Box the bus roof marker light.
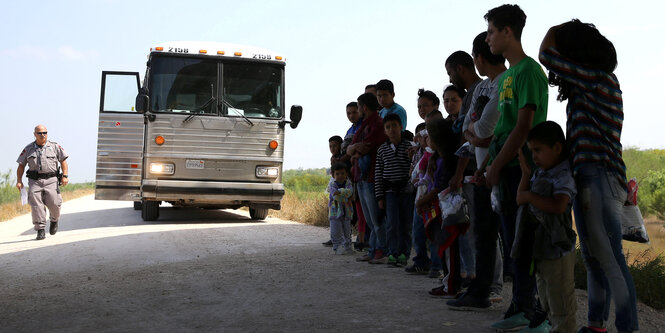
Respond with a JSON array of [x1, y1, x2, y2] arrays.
[[217, 51, 225, 55], [155, 136, 165, 145], [275, 56, 283, 60], [269, 140, 278, 150], [199, 49, 207, 54], [155, 47, 164, 51], [234, 52, 242, 56]]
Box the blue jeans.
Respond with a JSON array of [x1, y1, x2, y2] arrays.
[[411, 209, 443, 270], [574, 163, 638, 332], [385, 191, 413, 257], [458, 183, 476, 277], [358, 181, 386, 257]]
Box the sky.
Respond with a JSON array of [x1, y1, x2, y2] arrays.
[[2, 0, 664, 184]]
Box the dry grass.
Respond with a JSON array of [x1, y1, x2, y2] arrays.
[[0, 188, 94, 222], [269, 190, 328, 227]]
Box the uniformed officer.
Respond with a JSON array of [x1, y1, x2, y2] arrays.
[[16, 125, 69, 240]]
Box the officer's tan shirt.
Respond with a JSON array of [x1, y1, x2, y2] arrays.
[[16, 141, 68, 174]]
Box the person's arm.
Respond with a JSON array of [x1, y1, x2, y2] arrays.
[[375, 148, 385, 210], [416, 187, 440, 211], [486, 105, 535, 186], [60, 159, 69, 186], [539, 25, 560, 55], [449, 157, 469, 189], [16, 163, 25, 190]]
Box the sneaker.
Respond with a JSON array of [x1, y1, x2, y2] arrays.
[[369, 255, 388, 264], [387, 255, 398, 266], [353, 242, 365, 252], [356, 254, 371, 262], [404, 264, 429, 275], [337, 247, 354, 255], [519, 320, 551, 332], [322, 240, 333, 247], [446, 292, 491, 311], [428, 285, 457, 298], [428, 269, 442, 278], [396, 254, 407, 266], [491, 312, 529, 331], [489, 291, 504, 303]]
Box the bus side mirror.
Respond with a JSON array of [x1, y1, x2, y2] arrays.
[[135, 88, 149, 114], [279, 105, 303, 129], [288, 105, 302, 129]]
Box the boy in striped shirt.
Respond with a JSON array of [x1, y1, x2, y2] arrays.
[[372, 113, 413, 266]]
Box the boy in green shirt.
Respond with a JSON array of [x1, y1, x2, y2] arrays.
[[481, 4, 548, 331]]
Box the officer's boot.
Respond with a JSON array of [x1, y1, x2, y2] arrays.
[[36, 229, 45, 240], [50, 221, 58, 235]]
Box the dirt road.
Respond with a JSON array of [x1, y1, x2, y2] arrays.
[[0, 195, 663, 332]]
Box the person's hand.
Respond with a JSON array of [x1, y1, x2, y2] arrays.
[[516, 190, 529, 206], [486, 164, 500, 187], [473, 169, 486, 187], [415, 198, 424, 211], [378, 199, 385, 210], [333, 190, 340, 196], [449, 172, 463, 190], [518, 150, 531, 177], [407, 145, 419, 159], [16, 181, 23, 190], [61, 177, 69, 186]]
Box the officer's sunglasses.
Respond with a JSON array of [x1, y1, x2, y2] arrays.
[[36, 132, 47, 135]]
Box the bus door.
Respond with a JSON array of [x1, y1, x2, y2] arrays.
[[95, 71, 145, 201]]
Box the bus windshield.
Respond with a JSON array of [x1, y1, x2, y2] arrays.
[[150, 57, 217, 114], [149, 57, 283, 118], [222, 62, 282, 118]]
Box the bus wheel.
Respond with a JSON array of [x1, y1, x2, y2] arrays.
[[133, 201, 142, 210], [142, 200, 160, 221], [249, 208, 268, 220]]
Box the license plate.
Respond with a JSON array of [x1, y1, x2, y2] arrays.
[[186, 160, 205, 169]]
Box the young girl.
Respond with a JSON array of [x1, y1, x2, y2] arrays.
[[418, 116, 461, 297], [539, 20, 638, 333]]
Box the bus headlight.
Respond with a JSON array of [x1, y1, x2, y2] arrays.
[[150, 163, 175, 175], [256, 166, 279, 178]]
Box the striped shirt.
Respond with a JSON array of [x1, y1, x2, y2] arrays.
[[375, 138, 412, 200], [539, 47, 627, 189]]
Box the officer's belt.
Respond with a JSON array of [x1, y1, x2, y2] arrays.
[[26, 171, 57, 180]]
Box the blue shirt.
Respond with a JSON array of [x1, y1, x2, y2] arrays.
[[531, 160, 577, 200], [379, 102, 407, 130]]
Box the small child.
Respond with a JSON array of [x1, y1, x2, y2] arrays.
[[329, 135, 344, 166], [373, 113, 413, 266], [322, 135, 346, 248], [327, 162, 354, 255], [514, 121, 577, 332]]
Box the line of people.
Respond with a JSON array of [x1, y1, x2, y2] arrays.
[[323, 4, 637, 333]]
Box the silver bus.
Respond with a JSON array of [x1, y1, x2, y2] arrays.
[[95, 41, 301, 221]]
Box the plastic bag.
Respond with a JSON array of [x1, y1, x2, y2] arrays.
[[622, 178, 649, 243], [21, 187, 28, 205], [491, 185, 501, 213], [438, 189, 469, 226]]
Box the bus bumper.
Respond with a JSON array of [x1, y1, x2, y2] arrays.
[[141, 179, 284, 209]]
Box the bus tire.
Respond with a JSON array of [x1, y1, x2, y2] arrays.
[[133, 201, 142, 210], [142, 200, 160, 221], [249, 208, 268, 220]]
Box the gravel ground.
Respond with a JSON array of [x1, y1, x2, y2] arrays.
[[0, 195, 663, 332]]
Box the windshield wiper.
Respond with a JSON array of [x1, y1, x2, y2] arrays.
[[222, 98, 254, 127], [183, 85, 216, 123]]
